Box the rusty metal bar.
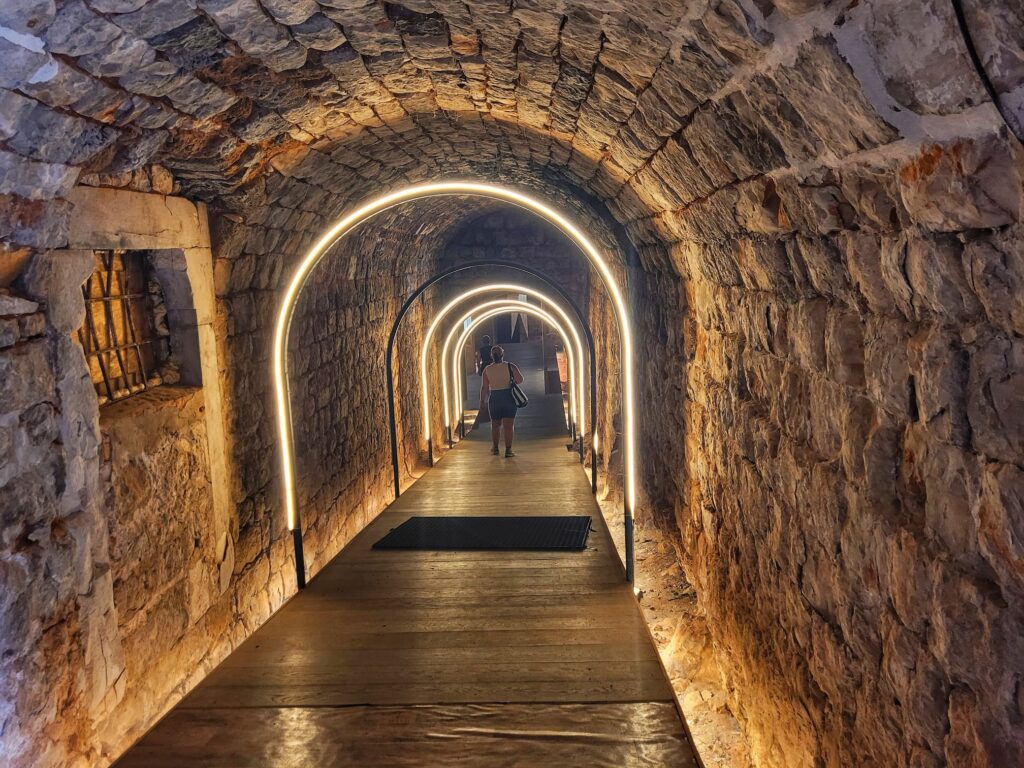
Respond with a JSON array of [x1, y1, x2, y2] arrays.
[[80, 271, 115, 401]]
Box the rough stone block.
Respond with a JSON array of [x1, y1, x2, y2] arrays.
[[289, 13, 347, 51], [878, 233, 914, 319], [0, 195, 71, 248], [21, 249, 93, 332], [787, 236, 854, 304], [6, 102, 118, 165], [0, 151, 79, 200], [790, 299, 828, 372], [0, 293, 38, 315], [904, 234, 980, 321], [825, 309, 866, 388], [67, 187, 207, 250], [978, 462, 1024, 599], [768, 36, 898, 158], [0, 337, 54, 412], [907, 325, 970, 445], [967, 334, 1024, 464], [0, 90, 36, 141], [857, 0, 985, 115], [196, 0, 293, 56], [964, 226, 1024, 336], [0, 0, 55, 35], [843, 232, 897, 315], [898, 135, 1023, 231], [0, 317, 19, 348], [863, 317, 912, 418], [44, 0, 122, 55], [109, 0, 196, 39]]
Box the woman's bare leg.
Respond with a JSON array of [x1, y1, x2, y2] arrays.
[[503, 418, 515, 451], [491, 417, 500, 451]]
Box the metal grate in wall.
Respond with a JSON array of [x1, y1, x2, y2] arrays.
[[77, 250, 170, 405]]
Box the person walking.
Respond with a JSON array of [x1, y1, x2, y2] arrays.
[[475, 334, 493, 375], [479, 345, 524, 457]]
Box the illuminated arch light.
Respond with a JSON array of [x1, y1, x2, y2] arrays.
[[449, 303, 579, 436], [419, 283, 583, 442], [441, 299, 582, 438], [423, 286, 587, 441], [452, 305, 578, 439], [272, 182, 635, 562]]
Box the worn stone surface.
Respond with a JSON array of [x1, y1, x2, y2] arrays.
[[438, 207, 591, 313], [1, 1, 1023, 767], [661, 153, 1024, 768], [66, 186, 208, 250], [91, 387, 217, 751]]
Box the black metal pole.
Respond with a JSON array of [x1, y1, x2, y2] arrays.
[[292, 526, 306, 589], [386, 341, 401, 500], [625, 507, 634, 583], [427, 436, 433, 467], [589, 349, 596, 485]]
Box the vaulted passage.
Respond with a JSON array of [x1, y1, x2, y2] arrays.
[[2, 1, 1024, 767], [115, 342, 699, 766]]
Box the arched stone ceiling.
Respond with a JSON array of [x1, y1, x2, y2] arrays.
[[2, 0, 1021, 257]]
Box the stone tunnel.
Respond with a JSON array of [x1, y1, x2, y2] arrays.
[[1, 0, 1023, 766]]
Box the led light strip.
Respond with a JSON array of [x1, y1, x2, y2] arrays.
[[429, 289, 587, 440], [272, 182, 634, 570], [448, 303, 577, 435]]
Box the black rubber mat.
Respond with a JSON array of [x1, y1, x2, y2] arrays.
[[372, 515, 592, 551]]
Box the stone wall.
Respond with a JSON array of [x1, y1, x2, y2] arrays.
[[2, 0, 1024, 766], [0, 183, 454, 766], [96, 387, 224, 752], [0, 285, 108, 768], [614, 19, 1024, 768], [207, 200, 456, 641], [1, 188, 238, 767], [672, 161, 1024, 767], [547, 3, 1024, 765]]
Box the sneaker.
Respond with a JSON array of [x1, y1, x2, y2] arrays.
[[504, 448, 516, 458], [491, 446, 499, 455]]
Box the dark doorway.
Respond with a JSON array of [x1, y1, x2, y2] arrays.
[[495, 312, 513, 343]]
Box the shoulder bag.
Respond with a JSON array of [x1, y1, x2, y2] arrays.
[[509, 363, 528, 408]]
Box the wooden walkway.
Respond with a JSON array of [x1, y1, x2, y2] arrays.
[[116, 341, 698, 767]]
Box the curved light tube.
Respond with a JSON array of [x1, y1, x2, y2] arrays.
[[452, 305, 577, 436], [444, 303, 581, 442], [428, 288, 586, 438], [273, 181, 634, 537], [419, 283, 584, 443], [441, 300, 581, 436]]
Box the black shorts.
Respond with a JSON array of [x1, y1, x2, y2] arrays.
[[488, 389, 518, 420]]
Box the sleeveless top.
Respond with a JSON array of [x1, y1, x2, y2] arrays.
[[483, 362, 514, 391]]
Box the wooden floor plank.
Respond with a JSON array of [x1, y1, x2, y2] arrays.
[[115, 341, 694, 767], [180, 679, 675, 708], [115, 702, 699, 768]]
